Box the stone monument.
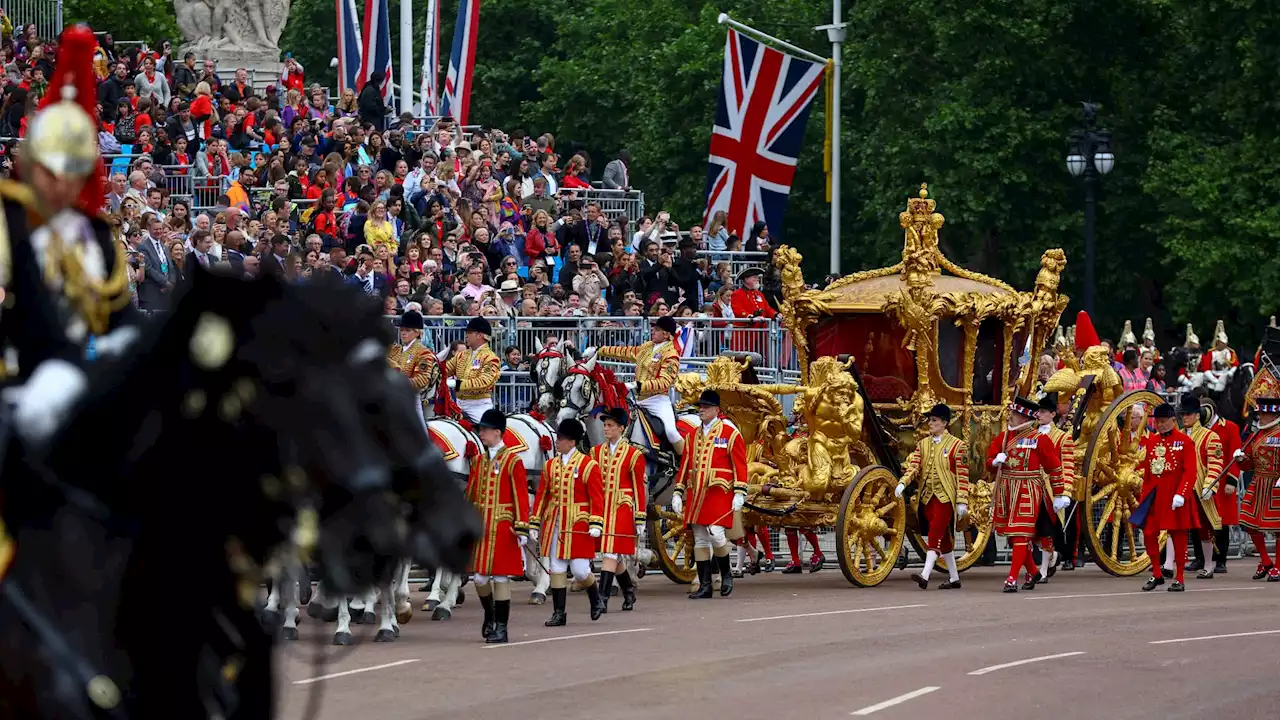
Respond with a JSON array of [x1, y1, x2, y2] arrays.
[[175, 0, 292, 88]]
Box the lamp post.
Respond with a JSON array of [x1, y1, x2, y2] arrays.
[[1065, 102, 1115, 317]]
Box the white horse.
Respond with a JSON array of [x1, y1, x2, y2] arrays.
[[424, 412, 555, 617]]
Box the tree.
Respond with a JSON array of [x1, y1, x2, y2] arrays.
[[64, 0, 181, 47]]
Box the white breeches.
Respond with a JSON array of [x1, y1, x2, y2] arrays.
[[472, 574, 510, 586], [413, 395, 428, 431], [458, 398, 494, 423], [549, 557, 593, 581], [692, 524, 729, 550], [637, 393, 681, 444], [601, 553, 623, 561]]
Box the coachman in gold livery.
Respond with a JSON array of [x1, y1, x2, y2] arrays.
[[895, 403, 969, 590], [444, 316, 501, 424], [387, 308, 438, 426]]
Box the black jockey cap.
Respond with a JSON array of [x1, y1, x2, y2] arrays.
[[1010, 395, 1039, 418], [1037, 393, 1058, 413], [600, 406, 629, 427], [466, 316, 493, 336], [398, 309, 424, 331], [1178, 394, 1202, 417], [925, 403, 951, 423], [736, 267, 764, 283], [654, 316, 677, 335], [697, 389, 721, 407], [476, 409, 507, 432], [1153, 403, 1177, 419], [557, 418, 586, 443]]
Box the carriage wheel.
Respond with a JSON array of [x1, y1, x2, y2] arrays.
[[836, 465, 906, 587], [647, 504, 696, 584], [1081, 390, 1166, 576]]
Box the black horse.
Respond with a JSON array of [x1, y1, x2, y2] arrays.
[[0, 267, 479, 719]]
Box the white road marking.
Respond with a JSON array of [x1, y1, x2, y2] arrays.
[[967, 651, 1085, 676], [293, 659, 420, 685], [484, 628, 652, 648], [1025, 587, 1262, 601], [737, 604, 927, 623], [850, 686, 940, 715], [1150, 629, 1280, 645]]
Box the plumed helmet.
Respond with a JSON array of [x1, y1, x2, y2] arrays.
[[26, 26, 104, 213]]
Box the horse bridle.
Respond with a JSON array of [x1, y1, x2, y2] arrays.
[[562, 364, 599, 420], [533, 348, 565, 401]]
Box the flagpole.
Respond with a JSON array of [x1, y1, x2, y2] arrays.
[[399, 0, 413, 114], [717, 12, 842, 275]]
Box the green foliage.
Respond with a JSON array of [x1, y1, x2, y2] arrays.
[[64, 0, 181, 46], [277, 0, 1279, 350]]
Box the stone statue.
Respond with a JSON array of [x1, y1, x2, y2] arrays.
[[177, 0, 291, 54]]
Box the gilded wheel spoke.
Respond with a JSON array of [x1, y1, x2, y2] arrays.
[[1091, 483, 1117, 505], [662, 525, 682, 543], [1109, 514, 1120, 559], [1124, 521, 1136, 563]]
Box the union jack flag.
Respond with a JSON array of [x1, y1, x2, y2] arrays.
[[702, 29, 825, 244]]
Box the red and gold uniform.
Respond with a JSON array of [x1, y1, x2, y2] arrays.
[[1209, 415, 1242, 527], [1038, 422, 1077, 571], [589, 439, 647, 556], [466, 444, 530, 577], [597, 339, 682, 446], [532, 449, 605, 561], [1135, 427, 1200, 585], [674, 418, 748, 528], [1185, 421, 1225, 536], [1239, 424, 1280, 534], [902, 432, 969, 553], [987, 428, 1064, 539], [729, 282, 776, 355]]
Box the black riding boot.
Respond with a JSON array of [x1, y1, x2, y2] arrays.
[[545, 587, 568, 626], [617, 570, 637, 611], [479, 593, 494, 639], [688, 560, 713, 599], [597, 571, 615, 614], [715, 553, 734, 597], [486, 600, 510, 644], [586, 581, 604, 621]]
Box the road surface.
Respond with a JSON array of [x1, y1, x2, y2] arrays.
[[274, 565, 1277, 720]]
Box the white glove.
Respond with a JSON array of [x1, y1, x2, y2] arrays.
[[588, 526, 601, 539], [4, 359, 88, 444], [894, 483, 905, 498], [732, 494, 745, 511], [583, 346, 597, 359], [1053, 496, 1070, 512], [625, 381, 637, 392], [993, 452, 1008, 467], [446, 377, 457, 389], [1234, 449, 1246, 462], [955, 503, 968, 520], [92, 325, 141, 359], [1227, 484, 1237, 495], [1172, 494, 1185, 509], [527, 528, 539, 543], [671, 494, 683, 514], [1200, 486, 1216, 500], [517, 534, 529, 547], [1274, 478, 1280, 489]]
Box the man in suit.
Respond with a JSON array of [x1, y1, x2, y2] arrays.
[[260, 234, 290, 278], [345, 252, 387, 297], [185, 229, 217, 275], [137, 212, 177, 311], [603, 150, 631, 191]]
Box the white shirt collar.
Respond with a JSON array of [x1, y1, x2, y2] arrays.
[[560, 450, 575, 464], [1038, 423, 1053, 435], [930, 434, 943, 444], [608, 439, 623, 453]]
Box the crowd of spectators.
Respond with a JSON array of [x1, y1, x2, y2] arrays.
[[1, 23, 785, 365]]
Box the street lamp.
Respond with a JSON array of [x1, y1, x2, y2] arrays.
[[1065, 101, 1114, 317]]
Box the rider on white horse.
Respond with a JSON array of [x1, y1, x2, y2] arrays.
[[388, 307, 439, 429], [446, 316, 502, 423], [590, 315, 685, 456]]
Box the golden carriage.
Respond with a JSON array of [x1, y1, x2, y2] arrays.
[[647, 185, 1073, 586]]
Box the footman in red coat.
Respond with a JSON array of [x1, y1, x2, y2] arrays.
[[1135, 402, 1200, 592], [467, 409, 531, 644], [590, 406, 647, 613]]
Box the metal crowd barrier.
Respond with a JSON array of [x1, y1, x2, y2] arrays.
[[564, 188, 644, 224], [8, 0, 63, 45]]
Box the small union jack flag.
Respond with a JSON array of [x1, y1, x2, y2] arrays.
[[702, 29, 826, 244]]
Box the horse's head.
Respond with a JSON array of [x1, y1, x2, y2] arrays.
[[532, 338, 566, 414], [49, 268, 477, 592]]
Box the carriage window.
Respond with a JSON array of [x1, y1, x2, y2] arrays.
[[810, 315, 917, 402], [1008, 327, 1029, 394], [971, 318, 1004, 404], [936, 320, 964, 389]]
